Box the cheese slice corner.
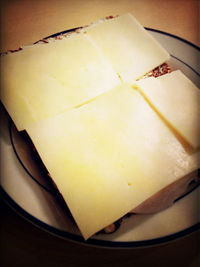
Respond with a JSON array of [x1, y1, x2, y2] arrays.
[[85, 13, 170, 83], [135, 70, 200, 149], [0, 32, 120, 131]]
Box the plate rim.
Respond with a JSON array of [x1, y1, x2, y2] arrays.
[[1, 185, 199, 248], [1, 27, 199, 248]]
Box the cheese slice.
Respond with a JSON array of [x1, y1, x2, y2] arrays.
[[27, 84, 199, 239], [0, 33, 120, 131], [84, 13, 170, 83], [0, 13, 170, 131], [134, 70, 200, 149]]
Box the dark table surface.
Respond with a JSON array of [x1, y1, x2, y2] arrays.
[[1, 198, 199, 267]]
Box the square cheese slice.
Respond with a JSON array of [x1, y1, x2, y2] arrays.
[[134, 70, 200, 149], [84, 13, 170, 83], [0, 32, 120, 131], [26, 84, 199, 239]]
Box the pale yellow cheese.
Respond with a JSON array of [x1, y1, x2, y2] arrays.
[[84, 13, 170, 83], [0, 33, 120, 131], [27, 84, 199, 239], [0, 13, 170, 131], [134, 70, 200, 149]]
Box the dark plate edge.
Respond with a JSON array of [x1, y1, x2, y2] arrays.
[[1, 185, 199, 249]]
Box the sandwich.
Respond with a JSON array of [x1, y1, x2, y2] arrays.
[[1, 13, 199, 240]]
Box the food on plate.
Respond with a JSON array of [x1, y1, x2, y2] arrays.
[[0, 13, 199, 240]]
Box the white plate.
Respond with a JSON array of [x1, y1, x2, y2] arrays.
[[0, 28, 199, 248]]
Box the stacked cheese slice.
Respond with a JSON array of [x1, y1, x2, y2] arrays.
[[1, 13, 199, 240], [1, 13, 169, 131], [134, 70, 200, 149], [26, 83, 199, 239]]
